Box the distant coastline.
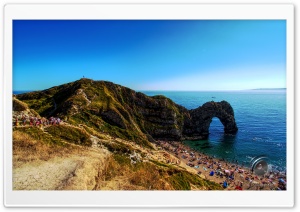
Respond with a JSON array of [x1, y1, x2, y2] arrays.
[[251, 88, 286, 90], [14, 88, 286, 95], [13, 90, 33, 95]]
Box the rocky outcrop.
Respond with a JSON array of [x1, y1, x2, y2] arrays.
[[16, 78, 238, 143], [183, 101, 238, 140]]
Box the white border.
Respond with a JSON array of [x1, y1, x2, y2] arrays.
[[4, 4, 294, 207]]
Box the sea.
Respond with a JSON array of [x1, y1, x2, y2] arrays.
[[142, 90, 286, 172]]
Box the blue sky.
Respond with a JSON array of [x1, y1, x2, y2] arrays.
[[13, 20, 286, 91]]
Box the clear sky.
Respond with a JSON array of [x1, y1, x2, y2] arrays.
[[13, 20, 286, 91]]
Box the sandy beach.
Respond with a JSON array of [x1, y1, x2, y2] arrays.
[[155, 140, 286, 191]]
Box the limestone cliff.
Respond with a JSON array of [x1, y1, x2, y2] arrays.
[[16, 78, 238, 144], [183, 101, 238, 140]]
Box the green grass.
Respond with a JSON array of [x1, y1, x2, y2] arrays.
[[14, 127, 67, 147], [169, 172, 191, 190], [46, 125, 92, 146], [80, 124, 108, 139], [102, 140, 133, 154], [113, 154, 132, 166], [150, 160, 173, 168], [168, 171, 223, 190], [68, 110, 151, 149]]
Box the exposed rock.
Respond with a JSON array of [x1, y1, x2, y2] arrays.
[[129, 150, 142, 164], [183, 101, 238, 140], [101, 109, 126, 129]]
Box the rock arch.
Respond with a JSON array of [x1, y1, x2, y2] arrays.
[[207, 101, 238, 134], [184, 101, 238, 140]]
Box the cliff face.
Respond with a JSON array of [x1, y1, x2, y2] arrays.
[[16, 78, 238, 143]]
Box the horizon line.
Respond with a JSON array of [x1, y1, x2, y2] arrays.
[[13, 88, 287, 93]]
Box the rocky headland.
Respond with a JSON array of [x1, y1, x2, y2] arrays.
[[16, 78, 238, 145]]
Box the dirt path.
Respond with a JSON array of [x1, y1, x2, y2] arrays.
[[13, 150, 110, 190], [13, 156, 81, 190]]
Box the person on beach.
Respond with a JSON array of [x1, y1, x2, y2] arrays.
[[223, 181, 228, 188]]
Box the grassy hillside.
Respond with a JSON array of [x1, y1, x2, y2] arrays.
[[13, 124, 222, 190], [13, 78, 228, 190], [17, 78, 190, 148]]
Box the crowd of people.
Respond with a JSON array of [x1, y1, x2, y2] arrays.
[[13, 115, 62, 127], [156, 140, 287, 191]]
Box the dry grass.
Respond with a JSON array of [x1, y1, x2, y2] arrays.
[[128, 166, 170, 190], [13, 130, 79, 168], [94, 154, 173, 190], [13, 128, 222, 191], [13, 98, 28, 111], [94, 153, 222, 190]]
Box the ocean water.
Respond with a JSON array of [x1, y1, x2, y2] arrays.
[[142, 90, 286, 171], [13, 91, 32, 94]]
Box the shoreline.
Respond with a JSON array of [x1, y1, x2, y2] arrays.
[[155, 140, 286, 190]]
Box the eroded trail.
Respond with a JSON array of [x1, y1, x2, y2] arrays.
[[13, 150, 110, 190]]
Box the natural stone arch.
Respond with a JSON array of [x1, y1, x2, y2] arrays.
[[209, 101, 238, 134], [185, 101, 238, 139]]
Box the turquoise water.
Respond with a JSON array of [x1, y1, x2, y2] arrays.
[[142, 90, 286, 171]]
